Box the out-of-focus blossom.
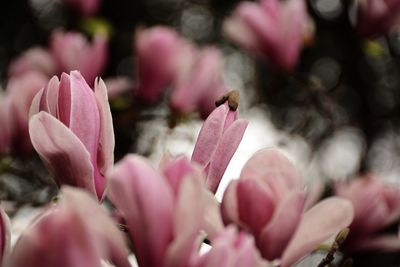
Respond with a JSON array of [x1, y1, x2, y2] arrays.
[[8, 47, 57, 78], [63, 0, 100, 16], [357, 0, 400, 37], [223, 0, 310, 71], [336, 175, 400, 251], [108, 155, 209, 267], [135, 27, 182, 103], [29, 71, 114, 200], [0, 95, 12, 155], [221, 148, 354, 266], [0, 208, 11, 266], [191, 226, 260, 267], [5, 186, 131, 267], [134, 26, 227, 117], [50, 31, 108, 85], [6, 72, 48, 154], [171, 47, 227, 117], [192, 99, 248, 193]]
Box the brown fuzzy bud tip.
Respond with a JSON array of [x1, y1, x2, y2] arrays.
[[335, 228, 350, 245], [215, 90, 240, 111]]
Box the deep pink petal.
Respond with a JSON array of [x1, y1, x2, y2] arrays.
[[221, 181, 240, 226], [258, 191, 305, 260], [281, 197, 354, 267], [236, 179, 275, 234], [350, 235, 400, 251], [29, 112, 96, 196], [108, 155, 174, 267]]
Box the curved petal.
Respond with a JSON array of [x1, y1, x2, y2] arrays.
[[29, 112, 96, 196], [191, 104, 228, 167], [165, 171, 207, 267], [258, 191, 305, 260], [162, 156, 197, 197], [237, 179, 275, 234], [281, 197, 354, 267], [240, 148, 303, 199], [207, 119, 248, 193], [94, 78, 115, 176], [60, 187, 131, 267], [108, 155, 174, 267], [221, 181, 240, 226]]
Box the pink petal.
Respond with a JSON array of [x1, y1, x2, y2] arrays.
[[165, 170, 206, 267], [240, 148, 303, 199], [60, 187, 131, 267], [281, 197, 354, 267], [108, 155, 174, 267], [29, 112, 96, 196], [221, 180, 240, 226], [207, 119, 248, 193], [94, 78, 115, 178], [236, 179, 275, 234], [203, 190, 225, 240], [191, 105, 229, 167], [8, 208, 102, 267], [162, 156, 196, 197], [40, 76, 61, 117], [258, 191, 305, 260]]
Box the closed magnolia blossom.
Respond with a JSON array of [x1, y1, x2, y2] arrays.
[[6, 71, 48, 154], [357, 0, 400, 37], [29, 71, 114, 200], [191, 226, 260, 267], [50, 30, 107, 85], [5, 186, 131, 267], [108, 155, 210, 267], [192, 99, 248, 193], [221, 148, 354, 267], [223, 0, 310, 71], [336, 175, 400, 251], [135, 26, 183, 103]]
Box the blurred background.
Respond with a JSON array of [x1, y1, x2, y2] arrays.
[[1, 0, 400, 266]]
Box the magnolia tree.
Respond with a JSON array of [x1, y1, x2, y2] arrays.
[[1, 0, 400, 267]]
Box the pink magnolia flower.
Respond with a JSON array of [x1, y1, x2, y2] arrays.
[[108, 155, 209, 267], [50, 30, 108, 85], [171, 47, 227, 117], [336, 175, 400, 251], [63, 0, 100, 15], [135, 27, 182, 103], [191, 226, 259, 267], [223, 0, 309, 71], [6, 71, 48, 154], [8, 47, 57, 78], [135, 26, 227, 116], [191, 101, 248, 193], [221, 148, 354, 266], [5, 186, 131, 267], [29, 71, 114, 200], [357, 0, 400, 37]]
